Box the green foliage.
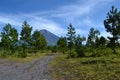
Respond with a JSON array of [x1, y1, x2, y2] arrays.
[[75, 35, 86, 57], [1, 23, 18, 53], [66, 23, 76, 49], [99, 36, 106, 47], [32, 30, 47, 50], [1, 24, 12, 50], [51, 46, 57, 53], [57, 37, 67, 53], [17, 52, 27, 58], [38, 34, 47, 49], [10, 27, 18, 43], [104, 6, 120, 51], [67, 50, 78, 58], [20, 21, 32, 43], [95, 36, 107, 48], [20, 21, 32, 56], [86, 27, 100, 48]]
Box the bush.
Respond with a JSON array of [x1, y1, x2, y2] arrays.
[[0, 52, 7, 58], [67, 50, 78, 58], [17, 52, 27, 58], [76, 48, 85, 57], [90, 48, 113, 57], [51, 46, 57, 53], [51, 49, 57, 53]]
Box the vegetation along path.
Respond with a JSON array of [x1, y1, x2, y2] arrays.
[[0, 54, 56, 80]]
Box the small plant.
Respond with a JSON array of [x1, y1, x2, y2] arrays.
[[17, 52, 27, 58], [76, 48, 85, 57], [68, 50, 78, 58], [51, 46, 57, 53]]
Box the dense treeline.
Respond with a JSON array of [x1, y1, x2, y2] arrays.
[[0, 6, 120, 58]]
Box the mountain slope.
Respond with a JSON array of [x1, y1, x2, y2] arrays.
[[40, 29, 59, 46]]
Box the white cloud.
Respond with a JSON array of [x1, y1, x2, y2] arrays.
[[0, 16, 21, 26], [100, 31, 112, 38], [0, 0, 115, 37], [0, 13, 66, 36], [28, 16, 66, 36]]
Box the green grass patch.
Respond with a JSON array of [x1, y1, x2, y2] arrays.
[[2, 52, 52, 63], [50, 54, 120, 80]]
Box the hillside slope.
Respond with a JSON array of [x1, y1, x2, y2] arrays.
[[40, 29, 59, 45]]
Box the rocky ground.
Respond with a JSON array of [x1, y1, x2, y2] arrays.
[[0, 55, 55, 80]]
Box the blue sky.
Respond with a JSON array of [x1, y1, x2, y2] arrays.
[[0, 0, 120, 38]]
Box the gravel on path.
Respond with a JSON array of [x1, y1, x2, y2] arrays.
[[0, 55, 55, 80]]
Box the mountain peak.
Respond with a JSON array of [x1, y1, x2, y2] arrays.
[[40, 29, 59, 46]]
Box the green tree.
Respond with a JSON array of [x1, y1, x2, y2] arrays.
[[75, 35, 86, 57], [86, 27, 100, 48], [57, 37, 67, 53], [10, 27, 18, 53], [99, 36, 106, 47], [20, 21, 32, 43], [38, 34, 47, 50], [95, 37, 100, 48], [95, 36, 106, 48], [104, 6, 120, 53], [32, 30, 47, 50], [66, 23, 76, 50], [20, 21, 32, 56], [1, 24, 18, 54], [1, 24, 12, 50]]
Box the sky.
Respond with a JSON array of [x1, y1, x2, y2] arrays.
[[0, 0, 120, 38]]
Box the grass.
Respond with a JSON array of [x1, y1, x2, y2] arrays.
[[50, 54, 120, 80], [1, 52, 52, 63]]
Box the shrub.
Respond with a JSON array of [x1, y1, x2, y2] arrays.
[[76, 48, 85, 57], [51, 46, 57, 53], [17, 52, 27, 58], [67, 50, 78, 58]]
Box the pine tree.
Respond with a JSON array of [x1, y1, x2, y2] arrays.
[[104, 6, 120, 53], [32, 30, 47, 50], [20, 21, 32, 43], [75, 35, 86, 57], [57, 37, 67, 53], [20, 21, 32, 56], [86, 27, 100, 48], [1, 24, 18, 53], [66, 23, 76, 50]]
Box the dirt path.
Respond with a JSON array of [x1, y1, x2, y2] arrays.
[[0, 55, 55, 80]]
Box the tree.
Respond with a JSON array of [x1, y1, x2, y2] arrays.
[[99, 36, 106, 47], [75, 35, 86, 57], [95, 36, 106, 48], [38, 34, 47, 50], [1, 24, 18, 53], [95, 37, 100, 48], [57, 37, 67, 53], [20, 21, 32, 43], [104, 6, 120, 53], [66, 23, 76, 50], [20, 21, 32, 56], [1, 24, 12, 50], [86, 27, 100, 48], [10, 27, 18, 53], [32, 30, 47, 50]]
